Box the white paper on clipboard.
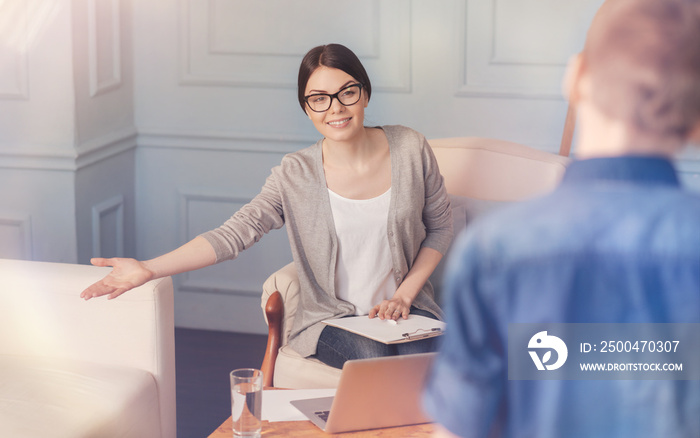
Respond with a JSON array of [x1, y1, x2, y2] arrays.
[[322, 314, 445, 344]]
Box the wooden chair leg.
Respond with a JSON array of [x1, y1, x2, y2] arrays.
[[260, 291, 284, 387], [559, 102, 577, 157]]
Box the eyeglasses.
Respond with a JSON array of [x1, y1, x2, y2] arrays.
[[304, 83, 363, 113]]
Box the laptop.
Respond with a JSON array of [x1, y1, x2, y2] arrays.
[[290, 352, 436, 433]]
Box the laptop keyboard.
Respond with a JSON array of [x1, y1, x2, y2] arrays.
[[315, 410, 330, 422]]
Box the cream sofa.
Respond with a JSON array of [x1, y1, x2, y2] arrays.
[[0, 259, 176, 438]]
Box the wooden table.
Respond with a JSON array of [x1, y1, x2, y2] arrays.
[[208, 385, 436, 437], [207, 416, 436, 437]]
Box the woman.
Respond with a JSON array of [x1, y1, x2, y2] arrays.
[[81, 44, 453, 368]]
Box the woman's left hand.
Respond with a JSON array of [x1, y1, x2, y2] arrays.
[[369, 296, 411, 320]]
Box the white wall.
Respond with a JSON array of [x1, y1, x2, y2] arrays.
[[0, 0, 135, 264], [72, 0, 137, 264], [0, 1, 76, 262]]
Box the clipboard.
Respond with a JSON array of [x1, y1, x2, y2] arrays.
[[322, 314, 446, 344]]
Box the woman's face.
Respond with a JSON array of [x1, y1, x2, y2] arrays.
[[304, 66, 369, 143]]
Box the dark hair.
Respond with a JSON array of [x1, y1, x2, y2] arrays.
[[297, 44, 372, 113], [583, 0, 700, 138]]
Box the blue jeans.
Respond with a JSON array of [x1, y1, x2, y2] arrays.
[[313, 307, 440, 369]]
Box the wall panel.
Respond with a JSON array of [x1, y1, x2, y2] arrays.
[[136, 145, 292, 333], [456, 0, 603, 98], [91, 195, 124, 258], [179, 0, 410, 92], [0, 0, 29, 99], [0, 168, 77, 263], [0, 0, 74, 150], [179, 191, 292, 296], [73, 0, 136, 265], [0, 213, 32, 260], [87, 0, 121, 97], [75, 145, 136, 264]]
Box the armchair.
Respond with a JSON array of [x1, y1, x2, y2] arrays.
[[260, 137, 570, 388]]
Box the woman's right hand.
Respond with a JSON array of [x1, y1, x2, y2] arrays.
[[80, 258, 155, 301]]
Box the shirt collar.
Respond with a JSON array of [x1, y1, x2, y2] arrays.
[[561, 155, 680, 187]]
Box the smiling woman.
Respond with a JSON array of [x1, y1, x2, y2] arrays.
[[303, 66, 371, 150], [80, 43, 453, 371]]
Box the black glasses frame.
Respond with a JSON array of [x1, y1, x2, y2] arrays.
[[304, 83, 363, 113]]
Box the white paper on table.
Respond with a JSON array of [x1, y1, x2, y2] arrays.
[[261, 388, 337, 422]]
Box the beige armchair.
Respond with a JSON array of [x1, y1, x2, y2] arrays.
[[260, 137, 570, 389]]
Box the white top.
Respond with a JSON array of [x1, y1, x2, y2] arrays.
[[328, 187, 396, 315]]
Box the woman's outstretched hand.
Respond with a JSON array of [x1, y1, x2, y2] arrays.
[[80, 258, 154, 300]]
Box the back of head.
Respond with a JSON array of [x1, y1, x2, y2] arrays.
[[583, 0, 700, 140]]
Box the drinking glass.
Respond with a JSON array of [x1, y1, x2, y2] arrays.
[[230, 368, 263, 438]]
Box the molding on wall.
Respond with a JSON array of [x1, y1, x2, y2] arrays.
[[0, 212, 33, 260], [138, 129, 316, 154], [455, 0, 565, 100], [178, 0, 411, 92], [87, 0, 122, 97], [454, 84, 564, 100], [0, 127, 137, 171], [206, 0, 381, 59], [91, 195, 125, 258], [75, 126, 137, 169], [178, 190, 260, 297], [0, 0, 29, 100], [0, 148, 77, 171], [488, 0, 568, 67], [177, 278, 260, 298]]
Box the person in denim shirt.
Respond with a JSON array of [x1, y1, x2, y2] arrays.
[[423, 0, 700, 437]]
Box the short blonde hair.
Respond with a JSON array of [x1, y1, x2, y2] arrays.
[[583, 0, 700, 139]]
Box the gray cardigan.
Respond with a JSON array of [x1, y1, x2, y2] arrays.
[[201, 125, 453, 357]]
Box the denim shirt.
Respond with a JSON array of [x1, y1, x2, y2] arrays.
[[423, 156, 700, 438]]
